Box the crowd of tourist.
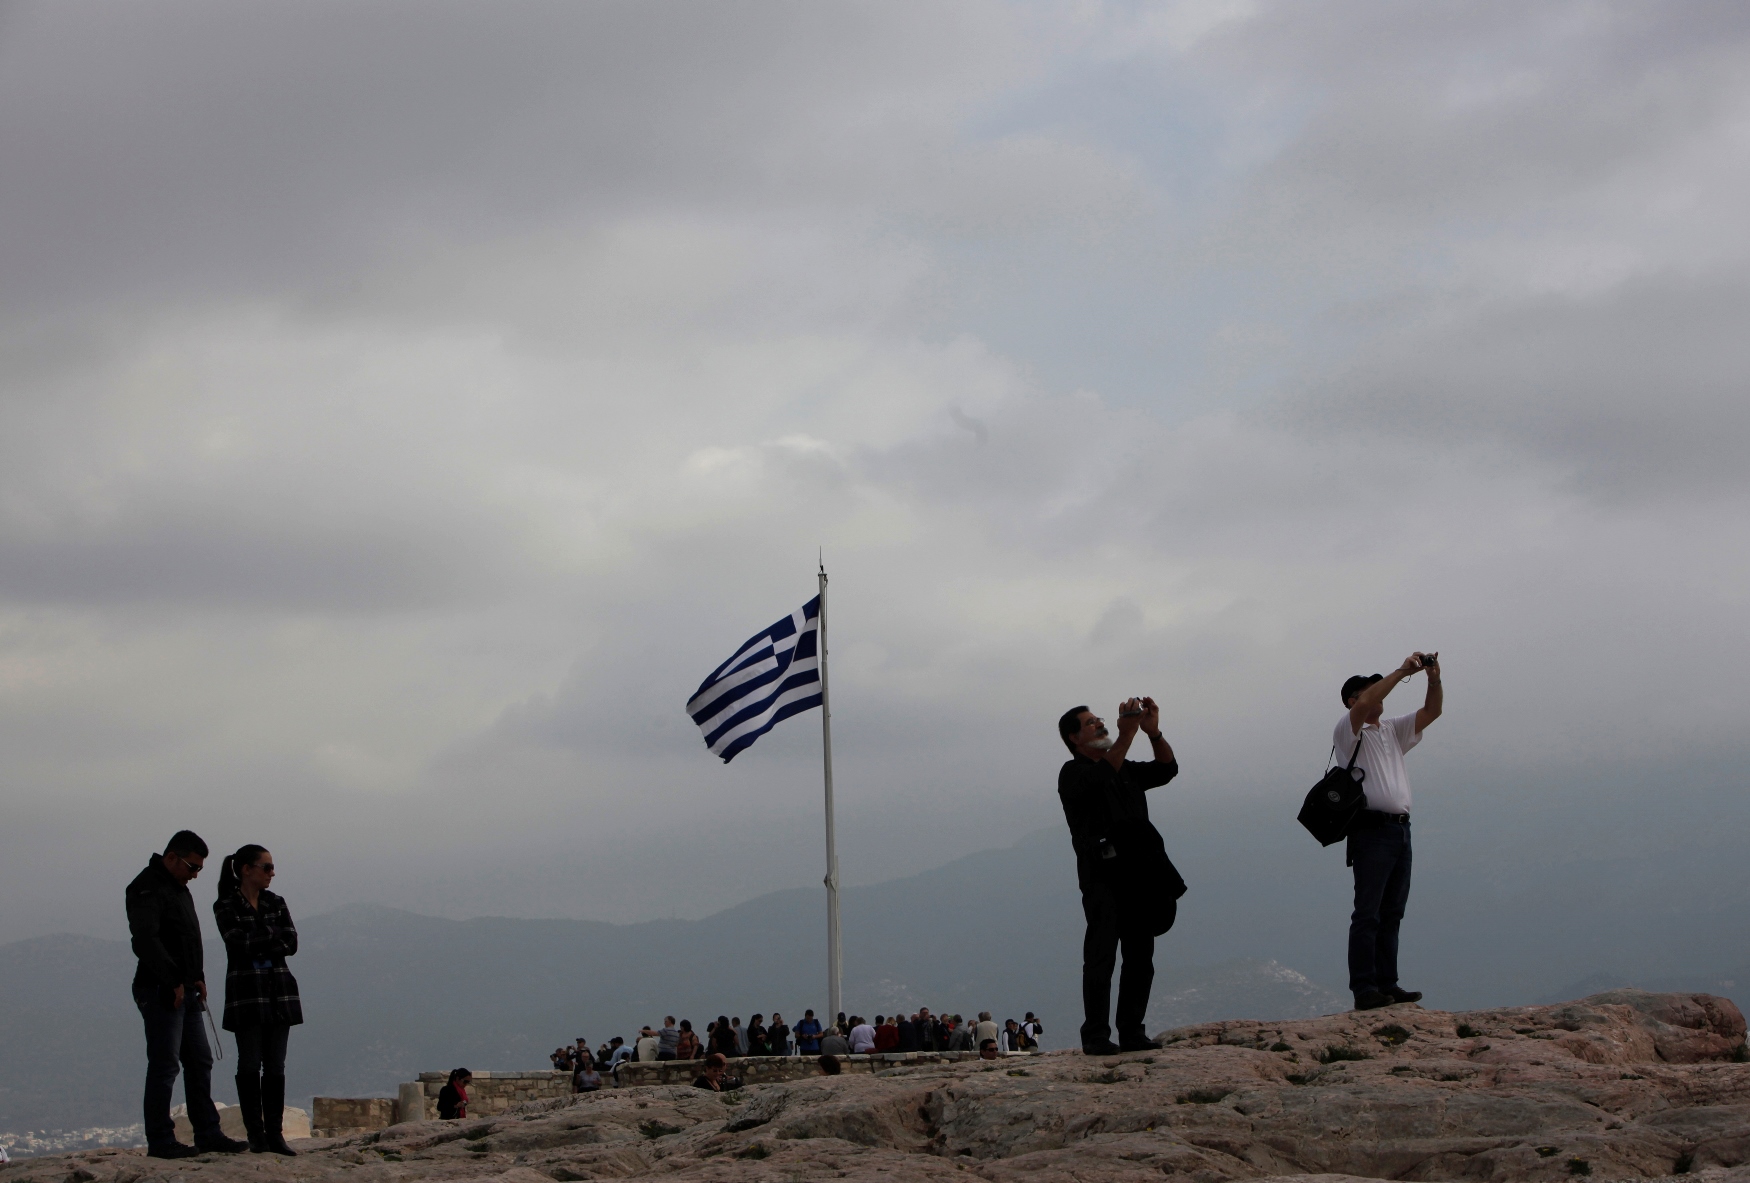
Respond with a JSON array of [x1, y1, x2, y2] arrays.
[[546, 1009, 1045, 1090]]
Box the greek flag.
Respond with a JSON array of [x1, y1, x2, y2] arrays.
[[687, 596, 822, 762]]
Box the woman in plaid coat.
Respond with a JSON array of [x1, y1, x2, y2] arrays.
[[213, 845, 303, 1156]]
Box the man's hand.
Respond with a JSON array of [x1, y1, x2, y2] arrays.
[[172, 984, 185, 1009], [195, 980, 207, 1004], [1115, 698, 1145, 733], [1137, 696, 1161, 737]]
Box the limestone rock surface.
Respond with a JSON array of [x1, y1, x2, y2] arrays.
[[8, 991, 1747, 1183]]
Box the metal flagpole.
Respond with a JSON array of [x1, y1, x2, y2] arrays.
[[818, 560, 842, 1023]]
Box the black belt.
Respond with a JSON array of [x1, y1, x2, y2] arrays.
[[1356, 809, 1410, 826]]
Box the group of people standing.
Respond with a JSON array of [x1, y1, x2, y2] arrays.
[[125, 831, 302, 1159], [547, 1007, 1046, 1090]]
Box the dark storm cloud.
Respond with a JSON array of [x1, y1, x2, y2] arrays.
[[0, 0, 1016, 317], [1304, 277, 1750, 498]]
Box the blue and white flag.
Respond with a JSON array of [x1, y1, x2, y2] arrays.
[[687, 596, 822, 762]]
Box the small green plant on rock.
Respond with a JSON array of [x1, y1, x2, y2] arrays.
[[1674, 1151, 1695, 1174], [1318, 1046, 1371, 1064], [1456, 1024, 1480, 1039], [1568, 1158, 1592, 1176], [1535, 1147, 1559, 1158], [1270, 1042, 1292, 1053], [1373, 1025, 1412, 1046], [1733, 1043, 1749, 1064], [736, 1143, 770, 1160], [639, 1119, 685, 1139], [466, 1142, 489, 1153]]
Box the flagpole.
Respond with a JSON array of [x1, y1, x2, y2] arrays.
[[818, 561, 842, 1024]]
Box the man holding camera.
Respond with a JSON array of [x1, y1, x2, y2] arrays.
[[1057, 697, 1182, 1055], [1337, 652, 1443, 1012]]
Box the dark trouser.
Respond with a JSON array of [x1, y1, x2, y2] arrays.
[[1347, 820, 1413, 996], [235, 1025, 292, 1145], [134, 982, 220, 1149], [235, 1024, 290, 1074], [1079, 883, 1157, 1047]]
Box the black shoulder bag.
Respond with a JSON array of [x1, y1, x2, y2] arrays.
[[1297, 733, 1366, 846]]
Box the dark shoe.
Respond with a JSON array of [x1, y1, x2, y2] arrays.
[[261, 1072, 298, 1156], [1353, 990, 1394, 1011], [147, 1142, 202, 1160], [236, 1072, 266, 1153], [1118, 1036, 1163, 1053], [1081, 1040, 1121, 1056], [1384, 987, 1424, 1004], [195, 1133, 250, 1154]]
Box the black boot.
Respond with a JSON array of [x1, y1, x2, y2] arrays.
[[261, 1072, 297, 1156], [236, 1072, 266, 1153]]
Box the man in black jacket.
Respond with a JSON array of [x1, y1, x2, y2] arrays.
[[1057, 697, 1183, 1055], [126, 830, 247, 1157]]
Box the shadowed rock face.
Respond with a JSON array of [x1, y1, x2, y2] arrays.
[[7, 992, 1746, 1183]]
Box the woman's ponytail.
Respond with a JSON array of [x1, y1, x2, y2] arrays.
[[217, 843, 268, 900]]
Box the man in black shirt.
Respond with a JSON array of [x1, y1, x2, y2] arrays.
[[126, 830, 249, 1157], [1057, 698, 1184, 1055]]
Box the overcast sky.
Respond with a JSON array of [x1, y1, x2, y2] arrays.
[[2, 0, 1747, 945]]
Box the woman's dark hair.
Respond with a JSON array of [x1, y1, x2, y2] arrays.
[[679, 1019, 692, 1031], [817, 1054, 841, 1075], [703, 1053, 727, 1069], [215, 844, 269, 898], [448, 1068, 471, 1086], [1058, 705, 1090, 752]]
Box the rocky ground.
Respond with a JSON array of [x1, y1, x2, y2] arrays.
[[7, 991, 1747, 1183]]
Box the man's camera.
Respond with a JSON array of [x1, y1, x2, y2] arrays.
[[1419, 653, 1438, 668]]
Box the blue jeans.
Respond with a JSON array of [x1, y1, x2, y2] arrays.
[[134, 982, 221, 1148], [1346, 821, 1412, 996]]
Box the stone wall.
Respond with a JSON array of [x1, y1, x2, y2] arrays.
[[412, 1071, 573, 1120], [310, 1097, 395, 1139], [309, 1058, 1012, 1137], [615, 1050, 1001, 1087]]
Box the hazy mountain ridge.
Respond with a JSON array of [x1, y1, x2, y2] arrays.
[[6, 779, 1749, 1148]]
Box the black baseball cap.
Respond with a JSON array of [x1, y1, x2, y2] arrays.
[[1341, 673, 1383, 704]]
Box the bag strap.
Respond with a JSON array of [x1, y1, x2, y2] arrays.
[[1325, 732, 1365, 773]]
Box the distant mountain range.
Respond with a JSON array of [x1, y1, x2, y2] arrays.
[[6, 774, 1749, 1151]]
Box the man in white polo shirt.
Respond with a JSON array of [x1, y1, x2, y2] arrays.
[[1337, 651, 1443, 1012]]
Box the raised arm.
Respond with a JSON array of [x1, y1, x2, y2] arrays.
[[1137, 697, 1174, 765], [1415, 653, 1442, 733], [1347, 657, 1419, 735]]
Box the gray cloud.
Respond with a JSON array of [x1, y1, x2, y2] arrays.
[[0, 0, 1745, 949]]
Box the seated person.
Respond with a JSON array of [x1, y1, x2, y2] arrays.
[[575, 1064, 602, 1092], [819, 1027, 851, 1056]]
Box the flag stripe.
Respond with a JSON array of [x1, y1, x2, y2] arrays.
[[688, 596, 821, 763]]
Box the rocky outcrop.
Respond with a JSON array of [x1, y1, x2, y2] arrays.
[[6, 992, 1746, 1183]]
